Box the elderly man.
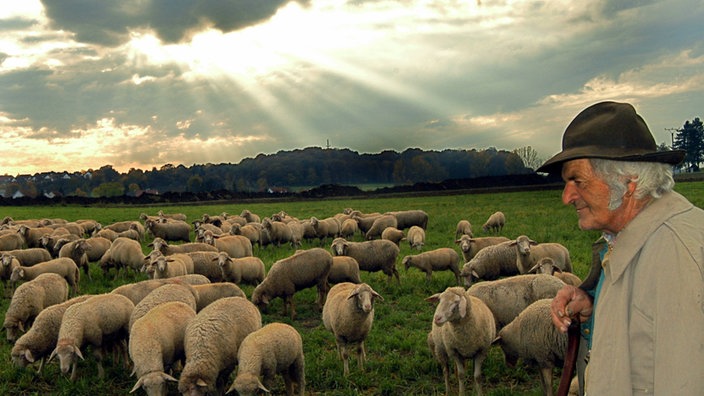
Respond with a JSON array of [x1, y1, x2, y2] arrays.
[[538, 101, 704, 395]]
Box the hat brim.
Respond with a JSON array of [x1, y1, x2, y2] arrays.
[[536, 147, 686, 174]]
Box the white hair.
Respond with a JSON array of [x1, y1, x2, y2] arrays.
[[590, 158, 676, 210]]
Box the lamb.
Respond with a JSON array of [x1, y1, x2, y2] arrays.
[[215, 251, 265, 285], [387, 209, 429, 230], [240, 209, 261, 224], [0, 248, 52, 266], [329, 256, 362, 284], [528, 257, 583, 287], [0, 231, 25, 251], [339, 218, 359, 240], [128, 282, 199, 331], [406, 225, 426, 250], [364, 214, 397, 240], [192, 282, 246, 311], [148, 236, 218, 256], [402, 247, 461, 284], [455, 219, 473, 238], [145, 218, 191, 243], [49, 293, 135, 380], [203, 230, 253, 258], [3, 273, 69, 342], [455, 235, 511, 263], [330, 237, 400, 284], [129, 301, 196, 396], [493, 299, 568, 396], [426, 286, 496, 396], [57, 238, 91, 279], [467, 274, 566, 330], [511, 235, 573, 274], [322, 282, 383, 376], [459, 240, 519, 287], [10, 257, 80, 295], [482, 211, 506, 233], [262, 218, 295, 247], [178, 296, 262, 396], [380, 226, 404, 246], [227, 322, 305, 396], [251, 247, 332, 320], [99, 237, 146, 279], [11, 294, 92, 373]]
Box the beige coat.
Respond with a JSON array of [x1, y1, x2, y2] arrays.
[[585, 191, 704, 395]]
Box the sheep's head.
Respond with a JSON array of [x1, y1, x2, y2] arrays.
[[4, 317, 23, 343], [229, 372, 270, 395], [455, 235, 473, 253], [50, 340, 84, 375], [9, 267, 24, 282], [459, 261, 479, 287], [529, 257, 559, 275], [402, 256, 413, 270], [349, 283, 383, 313], [514, 235, 537, 256], [130, 371, 177, 395], [1, 253, 14, 267], [426, 287, 467, 326], [148, 237, 168, 253], [330, 238, 348, 256], [250, 285, 270, 311], [10, 344, 34, 368]]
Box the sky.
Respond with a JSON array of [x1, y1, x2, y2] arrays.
[[1, 0, 702, 176]]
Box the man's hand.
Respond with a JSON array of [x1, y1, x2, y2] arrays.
[[551, 285, 594, 333]]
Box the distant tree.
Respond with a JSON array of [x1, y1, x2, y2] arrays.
[[91, 182, 124, 197], [672, 118, 704, 172], [187, 175, 203, 192], [512, 146, 543, 170]]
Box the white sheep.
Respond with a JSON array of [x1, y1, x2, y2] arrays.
[[128, 283, 199, 331], [387, 209, 429, 230], [493, 298, 568, 396], [215, 251, 266, 286], [406, 225, 426, 250], [426, 286, 496, 396], [364, 214, 397, 240], [459, 240, 518, 287], [178, 296, 262, 396], [455, 219, 473, 238], [240, 209, 261, 224], [311, 216, 341, 244], [510, 235, 573, 274], [455, 235, 511, 263], [10, 257, 80, 295], [3, 273, 69, 342], [1, 248, 52, 266], [203, 231, 253, 258], [330, 238, 400, 284], [1, 252, 20, 295], [227, 322, 305, 396], [0, 231, 25, 251], [528, 257, 583, 287], [57, 238, 91, 280], [322, 282, 383, 376], [149, 253, 192, 279], [482, 211, 506, 233], [50, 293, 135, 380], [467, 274, 566, 330], [262, 218, 295, 247], [192, 282, 246, 311], [380, 226, 405, 246], [157, 209, 188, 222], [185, 251, 223, 282], [93, 227, 119, 241], [104, 220, 145, 239], [11, 294, 92, 373], [251, 248, 332, 320], [339, 218, 359, 240], [329, 256, 362, 284], [99, 237, 146, 279], [403, 247, 461, 284], [148, 236, 218, 256], [145, 218, 191, 243], [350, 212, 382, 236], [80, 236, 112, 263], [111, 278, 196, 305]]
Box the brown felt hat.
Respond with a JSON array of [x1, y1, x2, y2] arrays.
[[537, 101, 685, 174]]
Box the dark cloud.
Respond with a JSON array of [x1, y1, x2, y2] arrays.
[[40, 0, 310, 47], [0, 18, 37, 31]]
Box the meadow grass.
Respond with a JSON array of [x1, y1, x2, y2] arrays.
[[0, 181, 701, 395]]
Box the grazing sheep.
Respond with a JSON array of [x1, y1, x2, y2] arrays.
[[215, 251, 265, 286], [339, 219, 359, 240], [148, 237, 218, 256], [11, 295, 92, 373], [403, 247, 461, 284], [49, 293, 135, 380], [145, 218, 191, 243], [203, 231, 253, 258], [105, 221, 145, 239], [18, 225, 53, 248], [3, 273, 69, 342], [528, 257, 583, 287], [322, 282, 383, 376], [387, 209, 429, 230], [406, 225, 426, 250], [262, 219, 295, 247], [99, 237, 146, 279], [350, 212, 382, 236], [482, 211, 506, 233], [380, 226, 404, 246], [455, 220, 473, 239], [227, 322, 305, 396], [57, 239, 91, 280], [455, 235, 511, 263], [94, 227, 119, 241], [330, 238, 400, 284], [81, 236, 112, 263], [286, 221, 305, 248], [364, 214, 397, 240], [178, 297, 262, 396], [157, 209, 187, 222], [0, 231, 26, 251], [111, 278, 194, 306], [240, 209, 261, 224], [493, 299, 568, 396], [192, 282, 246, 311], [0, 248, 52, 266], [459, 241, 519, 287], [185, 251, 223, 282], [251, 248, 332, 320], [194, 221, 224, 242], [129, 301, 196, 396], [45, 234, 81, 257], [329, 256, 362, 284], [10, 257, 80, 295], [128, 283, 199, 331], [511, 235, 573, 274], [0, 253, 20, 296], [76, 219, 101, 235], [426, 286, 496, 396], [467, 274, 566, 330]]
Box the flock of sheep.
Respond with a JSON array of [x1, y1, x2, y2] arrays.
[[0, 207, 582, 396]]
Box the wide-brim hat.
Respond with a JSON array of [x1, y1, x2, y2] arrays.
[[537, 101, 685, 174]]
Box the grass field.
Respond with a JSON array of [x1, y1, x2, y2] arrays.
[[1, 181, 702, 395]]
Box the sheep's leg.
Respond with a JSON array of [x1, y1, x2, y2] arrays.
[[94, 348, 105, 378], [454, 356, 467, 396], [356, 342, 365, 372], [539, 367, 553, 396], [69, 360, 78, 381], [472, 354, 486, 396], [425, 271, 432, 282], [341, 345, 350, 376], [292, 356, 305, 396]]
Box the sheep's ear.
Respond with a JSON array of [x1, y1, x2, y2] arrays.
[[371, 290, 384, 302], [529, 239, 538, 245], [454, 239, 460, 244], [147, 242, 154, 247], [471, 270, 479, 279], [492, 335, 502, 345], [74, 346, 84, 360], [257, 379, 271, 393], [508, 240, 517, 246], [130, 378, 144, 393], [48, 348, 57, 362], [458, 296, 467, 319], [17, 321, 25, 332], [553, 265, 563, 273], [425, 293, 441, 303], [347, 289, 360, 300], [162, 372, 178, 382], [24, 349, 35, 363], [528, 264, 539, 273], [196, 378, 208, 387]]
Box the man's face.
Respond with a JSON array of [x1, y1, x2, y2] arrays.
[[561, 159, 617, 233]]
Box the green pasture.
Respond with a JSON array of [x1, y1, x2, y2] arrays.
[[0, 181, 701, 395]]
